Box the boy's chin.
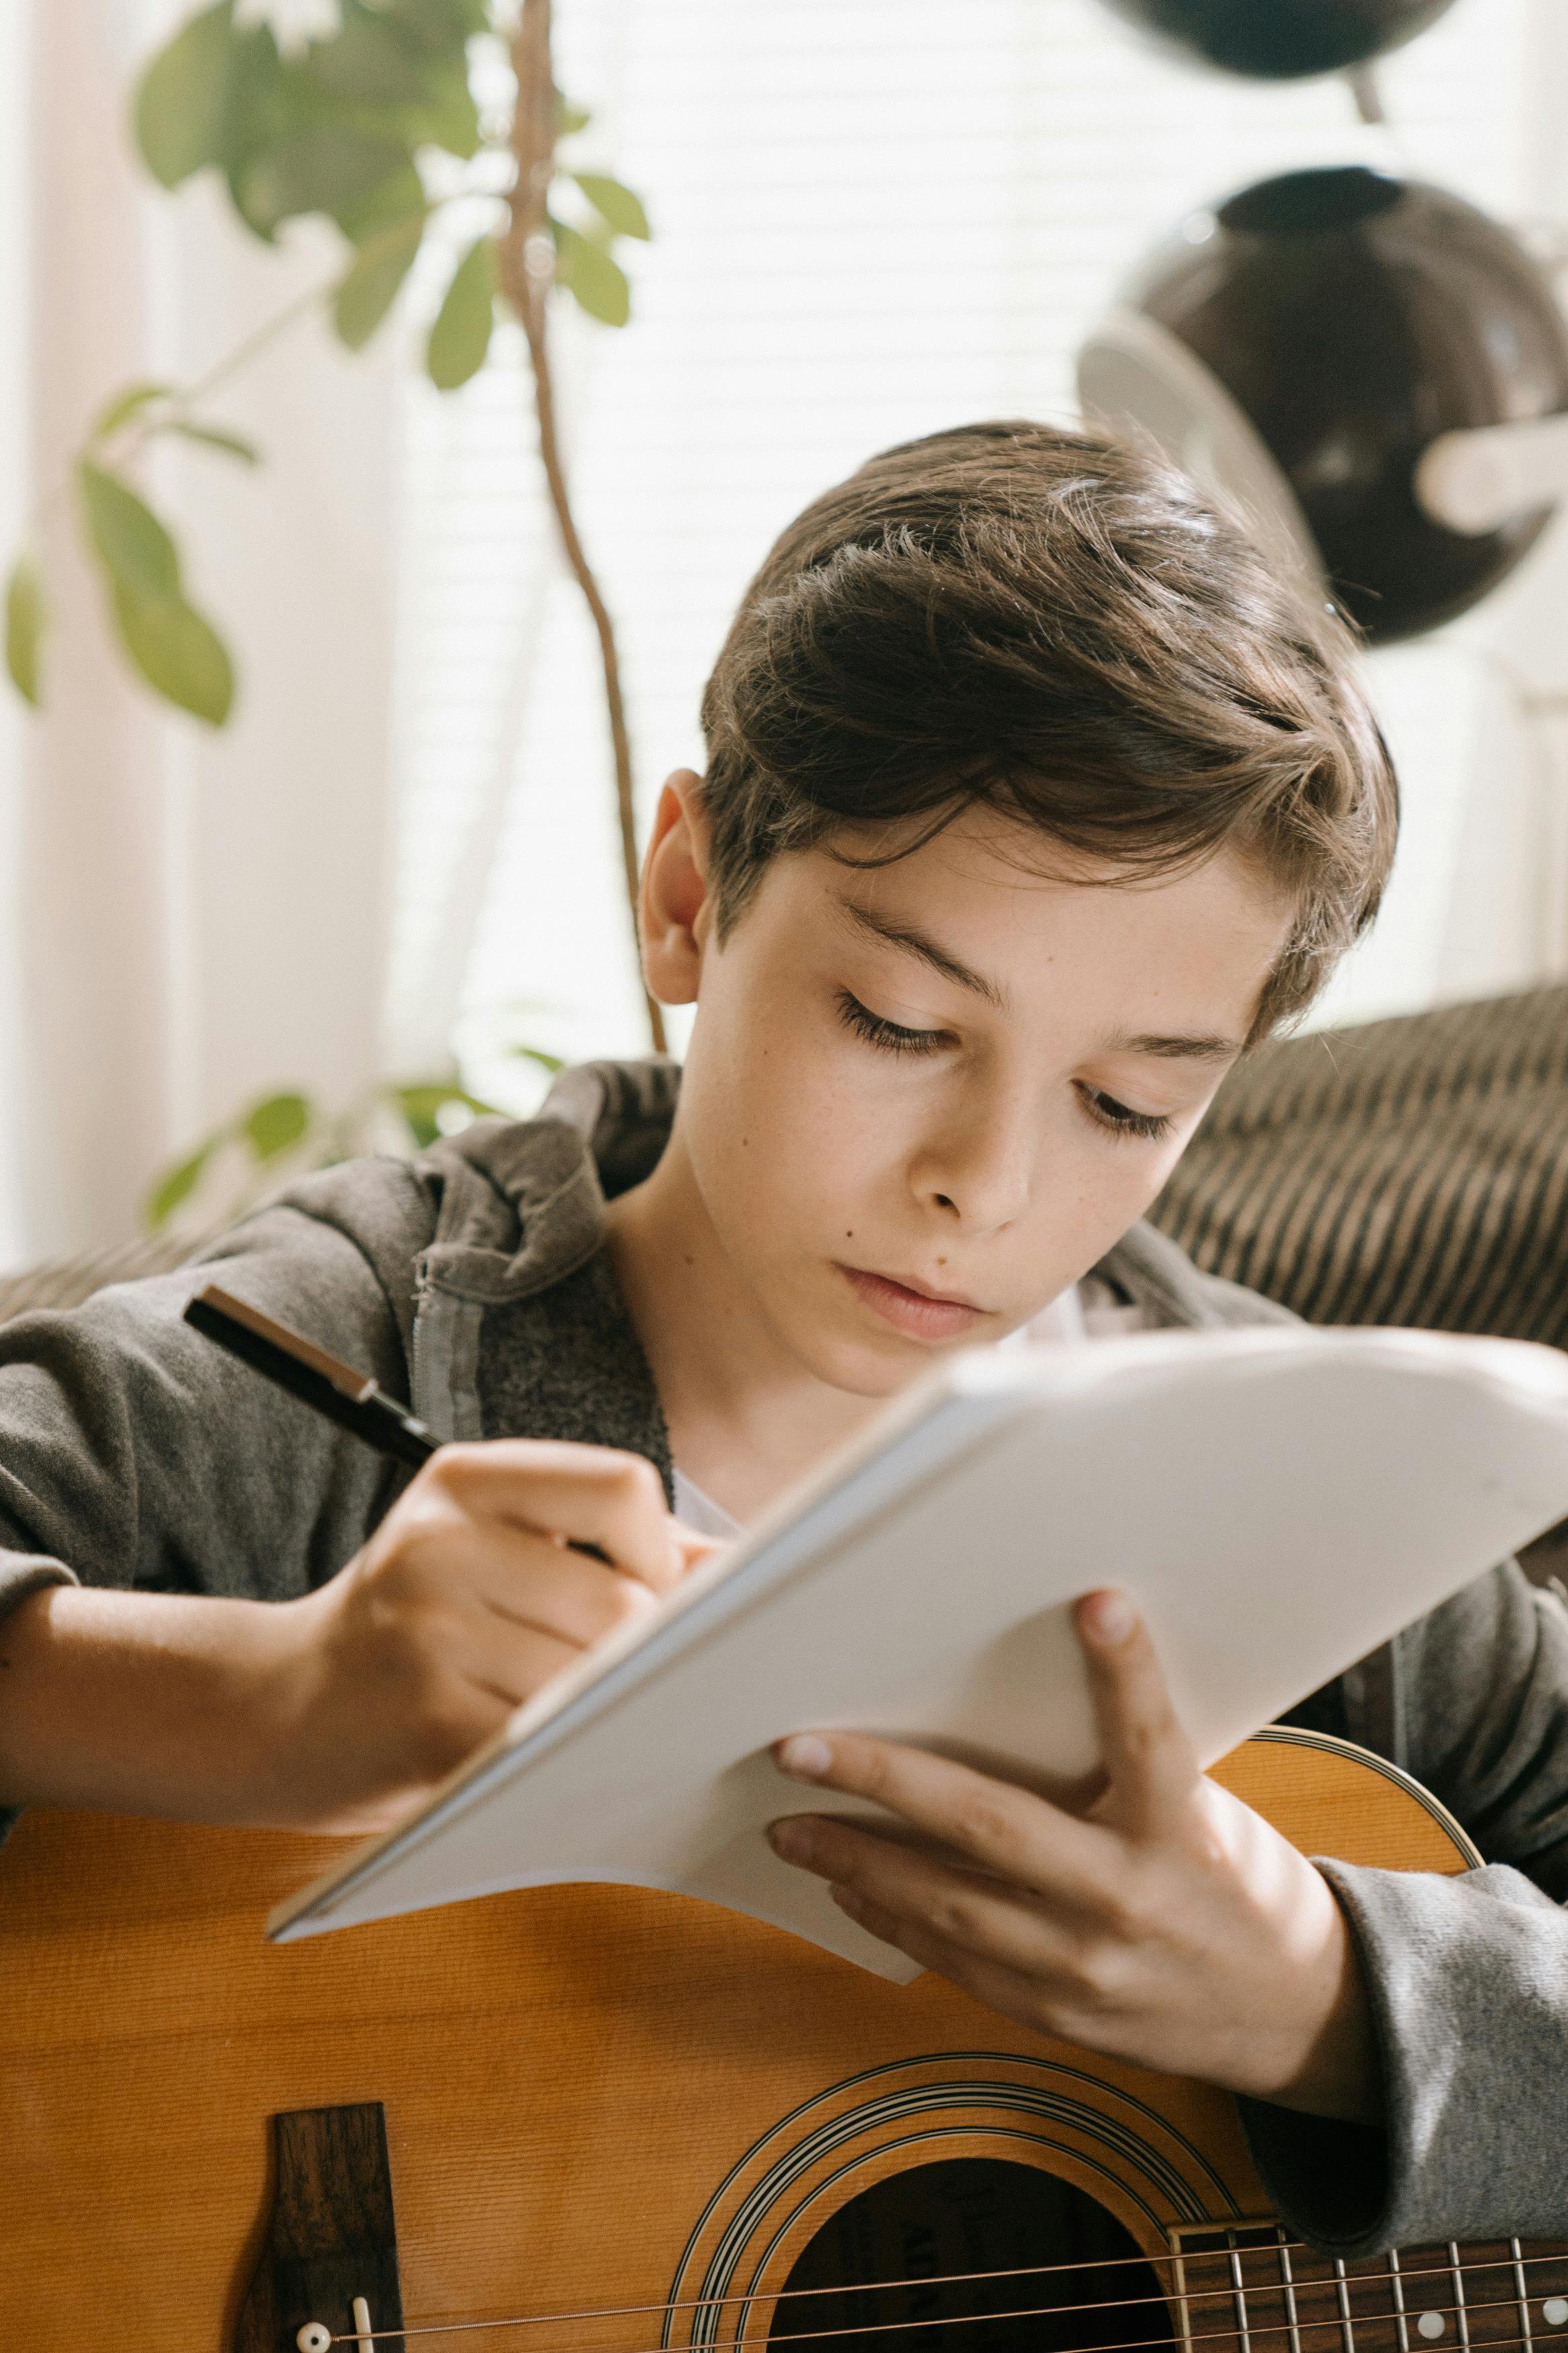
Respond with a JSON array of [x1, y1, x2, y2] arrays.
[[780, 1300, 979, 1401]]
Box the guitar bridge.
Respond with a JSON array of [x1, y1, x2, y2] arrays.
[[232, 2102, 406, 2353]]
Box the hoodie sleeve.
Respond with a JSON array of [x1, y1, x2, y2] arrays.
[[1240, 1564, 1568, 2251], [0, 1554, 79, 1618], [0, 1181, 429, 1616]]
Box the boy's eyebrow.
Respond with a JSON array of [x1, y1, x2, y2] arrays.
[[840, 902, 1006, 1007], [840, 903, 1243, 1058], [1103, 1028, 1242, 1064]]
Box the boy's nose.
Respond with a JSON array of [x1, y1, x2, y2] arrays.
[[911, 1113, 1034, 1234]]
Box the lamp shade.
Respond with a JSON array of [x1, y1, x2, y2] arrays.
[[1098, 0, 1458, 79], [1080, 167, 1568, 643]]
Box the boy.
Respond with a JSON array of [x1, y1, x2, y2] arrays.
[[1, 422, 1565, 2262]]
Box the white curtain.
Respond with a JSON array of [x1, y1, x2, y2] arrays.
[[0, 1, 34, 1264], [0, 0, 403, 1262]]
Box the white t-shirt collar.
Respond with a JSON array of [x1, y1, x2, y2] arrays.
[[671, 1281, 1097, 1540]]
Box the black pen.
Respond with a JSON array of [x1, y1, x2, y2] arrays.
[[185, 1283, 618, 1564], [183, 1282, 438, 1471]]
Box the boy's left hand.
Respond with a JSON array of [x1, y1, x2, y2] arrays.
[[768, 1588, 1378, 2123]]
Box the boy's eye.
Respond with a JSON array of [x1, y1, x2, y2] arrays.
[[837, 990, 952, 1057], [1077, 1083, 1174, 1144]]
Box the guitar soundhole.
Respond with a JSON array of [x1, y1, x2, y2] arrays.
[[768, 2157, 1175, 2353]]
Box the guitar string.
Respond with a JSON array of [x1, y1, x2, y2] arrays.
[[325, 2259, 1568, 2348], [337, 2239, 1221, 2347], [327, 2291, 1557, 2353], [323, 2251, 1568, 2346], [318, 2236, 1568, 2343]]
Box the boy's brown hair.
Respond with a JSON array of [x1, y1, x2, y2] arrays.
[[698, 421, 1397, 1039]]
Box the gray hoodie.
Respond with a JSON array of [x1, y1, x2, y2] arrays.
[[2, 1058, 1566, 2256]]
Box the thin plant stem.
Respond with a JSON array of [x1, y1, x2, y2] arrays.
[[499, 0, 665, 1055], [24, 204, 452, 543], [120, 210, 446, 463], [174, 271, 337, 414], [22, 273, 329, 550]]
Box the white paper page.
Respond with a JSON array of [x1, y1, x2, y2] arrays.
[[273, 1326, 1568, 1975]]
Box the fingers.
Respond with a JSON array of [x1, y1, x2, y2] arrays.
[[829, 1883, 1082, 2032], [460, 1525, 661, 1648], [301, 1443, 701, 1827], [378, 1508, 665, 1663], [1075, 1590, 1199, 1839], [768, 1811, 1081, 1978], [446, 1622, 583, 1712], [772, 1730, 1109, 1905], [766, 1813, 1135, 2046], [422, 1441, 686, 1592], [358, 1544, 643, 1765], [673, 1523, 727, 1577]]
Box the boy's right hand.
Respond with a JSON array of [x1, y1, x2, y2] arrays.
[[0, 1440, 713, 1835], [272, 1441, 714, 1834]]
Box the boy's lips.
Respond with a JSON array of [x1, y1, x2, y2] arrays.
[[836, 1264, 987, 1342]]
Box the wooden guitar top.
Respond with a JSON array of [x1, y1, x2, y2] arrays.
[[0, 1729, 1491, 2350]]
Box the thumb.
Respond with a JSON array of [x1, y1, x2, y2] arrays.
[[1075, 1589, 1199, 1839]]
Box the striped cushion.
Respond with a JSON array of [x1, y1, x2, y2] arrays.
[[1149, 984, 1568, 1350], [0, 1232, 200, 1326]]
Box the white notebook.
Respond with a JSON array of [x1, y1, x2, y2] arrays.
[[272, 1324, 1568, 1977]]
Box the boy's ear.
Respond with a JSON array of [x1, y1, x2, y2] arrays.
[[640, 770, 713, 1007]]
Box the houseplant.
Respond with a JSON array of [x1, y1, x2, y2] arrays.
[[5, 0, 665, 1049]]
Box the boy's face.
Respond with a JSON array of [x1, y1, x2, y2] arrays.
[[645, 773, 1294, 1398]]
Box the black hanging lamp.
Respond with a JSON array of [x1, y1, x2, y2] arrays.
[[1096, 0, 1459, 80], [1078, 166, 1568, 643]]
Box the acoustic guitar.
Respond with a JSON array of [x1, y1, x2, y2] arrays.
[[5, 1726, 1566, 2353]]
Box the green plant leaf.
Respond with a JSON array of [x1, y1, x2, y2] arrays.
[[556, 95, 591, 134], [401, 55, 481, 160], [77, 462, 180, 600], [393, 1084, 446, 1147], [5, 556, 46, 709], [165, 420, 263, 465], [333, 209, 425, 349], [391, 1082, 499, 1149], [243, 1090, 313, 1161], [77, 462, 235, 723], [508, 1044, 566, 1075], [134, 1, 237, 188], [382, 0, 490, 46], [549, 221, 630, 328], [145, 1132, 221, 1230], [237, 125, 411, 234], [306, 12, 432, 106], [91, 381, 176, 442], [393, 0, 491, 42], [136, 7, 292, 234], [571, 173, 650, 241], [426, 237, 497, 391], [110, 580, 236, 727], [334, 159, 427, 245], [216, 28, 295, 236]]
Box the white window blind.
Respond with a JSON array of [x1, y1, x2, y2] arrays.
[[382, 0, 1557, 1109]]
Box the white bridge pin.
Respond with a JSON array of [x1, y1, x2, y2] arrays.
[[1543, 2300, 1568, 2327], [296, 2329, 332, 2353], [1417, 2315, 1446, 2340]]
